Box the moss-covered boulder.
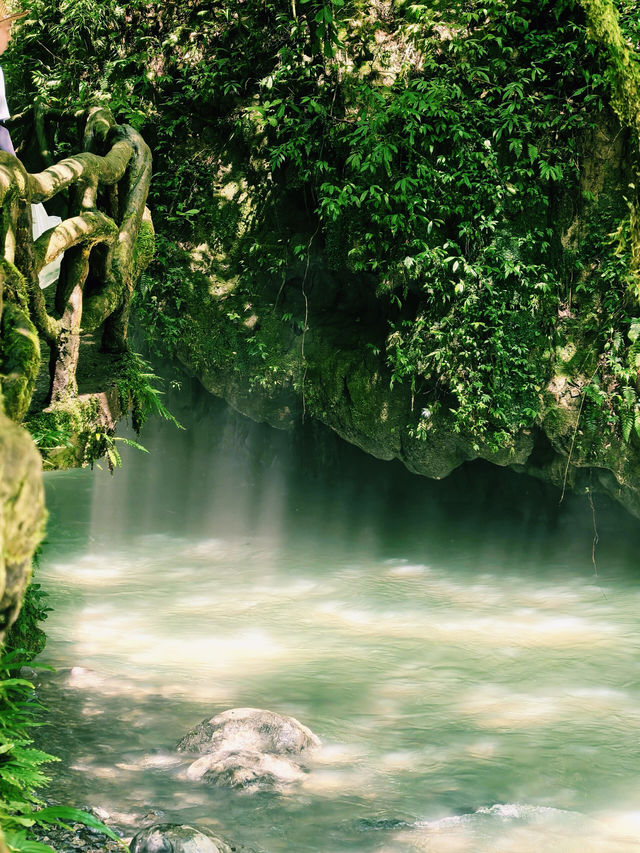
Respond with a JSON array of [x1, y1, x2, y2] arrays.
[[25, 389, 121, 470], [0, 410, 45, 640], [0, 301, 40, 423]]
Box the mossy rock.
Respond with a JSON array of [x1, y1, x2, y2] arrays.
[[25, 392, 120, 470], [0, 302, 41, 423], [0, 410, 45, 641], [133, 208, 156, 279]]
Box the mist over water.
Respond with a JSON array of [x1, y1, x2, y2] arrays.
[[36, 387, 640, 851]]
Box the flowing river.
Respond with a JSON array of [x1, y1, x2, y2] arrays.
[[34, 388, 640, 852]]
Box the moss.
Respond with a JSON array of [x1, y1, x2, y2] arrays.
[[133, 210, 156, 280], [542, 403, 574, 441], [0, 303, 41, 423], [0, 411, 46, 642], [25, 396, 107, 470], [580, 0, 640, 133]]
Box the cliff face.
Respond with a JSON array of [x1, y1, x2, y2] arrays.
[[158, 105, 640, 519], [173, 275, 640, 519], [149, 115, 640, 516], [110, 1, 640, 518]]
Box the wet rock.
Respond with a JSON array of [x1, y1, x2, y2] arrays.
[[65, 666, 105, 690], [172, 123, 640, 523], [18, 665, 41, 685], [355, 817, 411, 831], [177, 707, 320, 792], [177, 707, 320, 755], [184, 747, 307, 790], [130, 823, 232, 853]]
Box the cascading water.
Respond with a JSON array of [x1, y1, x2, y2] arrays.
[[34, 390, 640, 852]]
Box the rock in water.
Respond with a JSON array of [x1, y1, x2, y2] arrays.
[[390, 804, 638, 852], [176, 707, 320, 792], [177, 707, 320, 755], [130, 823, 232, 853]]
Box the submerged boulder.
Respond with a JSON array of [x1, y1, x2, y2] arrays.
[[176, 707, 320, 792], [388, 804, 637, 852], [130, 823, 232, 853]]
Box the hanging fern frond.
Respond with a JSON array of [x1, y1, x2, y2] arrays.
[[621, 404, 633, 442]]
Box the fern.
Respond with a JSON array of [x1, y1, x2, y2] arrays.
[[627, 337, 640, 371], [0, 657, 57, 845], [116, 353, 184, 434], [0, 649, 129, 851], [621, 405, 633, 441]]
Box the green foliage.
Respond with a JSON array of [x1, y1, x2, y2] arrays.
[[26, 419, 74, 457], [0, 557, 56, 851], [132, 237, 192, 359], [81, 352, 184, 471], [0, 607, 127, 851], [25, 356, 181, 470], [3, 804, 129, 853], [4, 581, 49, 664], [246, 0, 608, 443], [116, 352, 184, 434], [0, 649, 56, 849], [83, 431, 148, 473], [576, 316, 640, 449], [25, 404, 99, 470], [21, 806, 128, 850], [11, 0, 640, 445]]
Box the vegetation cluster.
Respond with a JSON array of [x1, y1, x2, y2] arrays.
[[0, 578, 126, 852], [7, 0, 640, 454], [2, 1, 640, 849]]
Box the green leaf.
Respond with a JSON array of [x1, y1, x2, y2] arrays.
[[628, 338, 640, 370], [629, 321, 640, 342], [4, 833, 56, 853], [114, 438, 149, 453], [30, 807, 127, 848]]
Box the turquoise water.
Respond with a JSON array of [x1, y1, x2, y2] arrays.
[[36, 392, 640, 851]]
